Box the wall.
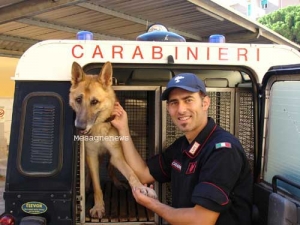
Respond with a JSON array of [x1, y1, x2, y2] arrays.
[[227, 0, 300, 19], [0, 57, 17, 97], [0, 57, 18, 159]]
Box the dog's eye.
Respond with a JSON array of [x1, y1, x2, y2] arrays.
[[75, 97, 82, 104], [91, 99, 99, 105]]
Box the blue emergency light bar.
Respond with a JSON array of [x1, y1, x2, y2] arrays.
[[209, 34, 226, 43], [76, 31, 93, 40]]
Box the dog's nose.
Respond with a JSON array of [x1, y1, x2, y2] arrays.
[[75, 120, 87, 130]]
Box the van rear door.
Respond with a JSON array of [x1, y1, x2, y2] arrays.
[[254, 64, 300, 225]]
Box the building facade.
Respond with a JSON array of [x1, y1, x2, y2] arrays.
[[222, 0, 300, 19]]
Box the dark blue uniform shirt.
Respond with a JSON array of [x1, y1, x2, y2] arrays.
[[147, 117, 253, 225]]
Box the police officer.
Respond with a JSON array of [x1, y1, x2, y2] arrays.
[[112, 73, 253, 225]]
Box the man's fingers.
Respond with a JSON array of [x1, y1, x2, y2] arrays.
[[112, 103, 124, 117]]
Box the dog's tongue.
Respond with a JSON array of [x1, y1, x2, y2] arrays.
[[80, 130, 88, 135]]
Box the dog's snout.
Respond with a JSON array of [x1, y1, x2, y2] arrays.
[[75, 120, 87, 130]]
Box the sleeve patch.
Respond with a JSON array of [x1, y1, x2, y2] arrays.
[[215, 142, 231, 149]]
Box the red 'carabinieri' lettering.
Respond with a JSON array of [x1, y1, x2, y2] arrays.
[[72, 45, 83, 58], [71, 44, 260, 62]]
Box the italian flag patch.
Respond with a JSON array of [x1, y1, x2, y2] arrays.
[[215, 142, 232, 149]]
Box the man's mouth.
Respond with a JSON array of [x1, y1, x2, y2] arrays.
[[178, 116, 191, 121]]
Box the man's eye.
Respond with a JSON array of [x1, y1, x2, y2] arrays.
[[75, 97, 82, 104], [91, 99, 99, 105], [169, 101, 177, 106], [186, 98, 193, 103]]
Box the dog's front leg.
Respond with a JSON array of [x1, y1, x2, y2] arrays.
[[108, 145, 158, 199], [86, 153, 105, 218]]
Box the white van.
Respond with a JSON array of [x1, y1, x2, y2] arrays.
[[1, 28, 300, 225]]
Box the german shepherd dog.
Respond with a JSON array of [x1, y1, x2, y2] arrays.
[[69, 61, 157, 218]]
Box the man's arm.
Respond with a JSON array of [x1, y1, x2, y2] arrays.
[[132, 187, 220, 225], [111, 102, 155, 184]]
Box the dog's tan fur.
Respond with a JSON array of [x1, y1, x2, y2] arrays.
[[69, 61, 156, 218]]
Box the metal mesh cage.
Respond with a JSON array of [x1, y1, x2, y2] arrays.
[[236, 89, 254, 172], [97, 91, 150, 182], [208, 90, 233, 133], [74, 85, 254, 223], [75, 140, 81, 222], [123, 96, 148, 160]]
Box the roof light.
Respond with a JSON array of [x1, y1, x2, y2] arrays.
[[76, 31, 93, 40], [0, 214, 15, 225], [147, 23, 169, 32], [209, 34, 226, 43], [136, 23, 186, 42]]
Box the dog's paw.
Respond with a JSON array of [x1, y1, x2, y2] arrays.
[[90, 204, 105, 218], [146, 187, 158, 199], [139, 186, 158, 199]]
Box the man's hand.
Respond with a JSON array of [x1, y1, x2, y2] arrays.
[[132, 185, 220, 225], [111, 102, 129, 131], [137, 184, 158, 199], [132, 184, 159, 207]]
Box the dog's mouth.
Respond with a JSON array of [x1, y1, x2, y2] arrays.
[[79, 129, 91, 135], [75, 112, 101, 135]]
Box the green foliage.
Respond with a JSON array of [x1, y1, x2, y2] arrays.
[[258, 6, 300, 43]]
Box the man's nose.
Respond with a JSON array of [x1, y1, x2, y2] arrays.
[[177, 102, 187, 114]]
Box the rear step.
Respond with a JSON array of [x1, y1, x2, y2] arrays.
[[85, 181, 155, 223]]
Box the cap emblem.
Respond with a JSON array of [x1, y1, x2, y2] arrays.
[[174, 76, 184, 83]]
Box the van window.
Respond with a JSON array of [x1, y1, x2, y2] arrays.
[[264, 81, 300, 198]]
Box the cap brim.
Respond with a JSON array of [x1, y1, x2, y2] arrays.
[[161, 86, 200, 100]]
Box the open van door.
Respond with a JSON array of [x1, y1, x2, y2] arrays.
[[254, 64, 300, 225]]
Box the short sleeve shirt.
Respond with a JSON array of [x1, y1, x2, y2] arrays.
[[147, 117, 253, 225]]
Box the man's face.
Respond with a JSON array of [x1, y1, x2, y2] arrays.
[[167, 88, 209, 135]]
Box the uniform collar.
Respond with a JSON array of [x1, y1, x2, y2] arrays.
[[182, 117, 217, 158]]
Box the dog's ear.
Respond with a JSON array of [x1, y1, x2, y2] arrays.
[[71, 62, 85, 85], [98, 61, 113, 88]]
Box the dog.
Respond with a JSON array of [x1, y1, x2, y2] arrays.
[[69, 61, 157, 218]]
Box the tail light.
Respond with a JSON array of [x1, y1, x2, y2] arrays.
[[0, 213, 15, 225]]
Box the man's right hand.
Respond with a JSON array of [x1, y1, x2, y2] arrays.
[[111, 102, 129, 132]]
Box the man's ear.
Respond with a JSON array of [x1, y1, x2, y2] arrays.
[[202, 96, 210, 110], [71, 62, 85, 85], [98, 61, 113, 88]]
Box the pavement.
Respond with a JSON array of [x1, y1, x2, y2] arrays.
[[0, 158, 7, 215], [0, 178, 4, 215], [0, 158, 6, 177]]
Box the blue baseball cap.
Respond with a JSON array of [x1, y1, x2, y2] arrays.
[[162, 73, 206, 100]]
